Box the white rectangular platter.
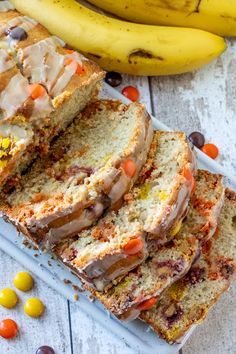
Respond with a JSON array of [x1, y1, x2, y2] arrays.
[[0, 83, 235, 354]]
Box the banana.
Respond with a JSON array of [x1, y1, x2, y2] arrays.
[[11, 0, 226, 76], [87, 0, 236, 36]]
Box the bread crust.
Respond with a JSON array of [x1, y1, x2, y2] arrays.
[[0, 7, 104, 188], [140, 188, 236, 343], [55, 131, 196, 291], [1, 100, 153, 249]]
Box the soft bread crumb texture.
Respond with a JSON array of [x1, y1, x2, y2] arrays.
[[59, 131, 191, 267], [140, 189, 236, 343], [89, 170, 224, 317]]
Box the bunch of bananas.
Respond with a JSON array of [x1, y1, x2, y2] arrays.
[[11, 0, 236, 76]]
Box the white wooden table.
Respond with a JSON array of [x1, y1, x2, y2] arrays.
[[0, 38, 236, 354]]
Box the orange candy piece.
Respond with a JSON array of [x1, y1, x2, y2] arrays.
[[121, 159, 137, 178], [137, 297, 158, 311], [28, 84, 46, 100], [201, 144, 219, 159], [123, 238, 144, 255], [0, 319, 18, 339], [182, 166, 195, 192], [64, 58, 85, 75], [66, 49, 74, 54], [64, 57, 74, 66], [122, 86, 140, 102]]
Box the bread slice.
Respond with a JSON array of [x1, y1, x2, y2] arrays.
[[1, 100, 153, 248], [89, 170, 224, 320], [140, 189, 236, 343], [55, 131, 196, 291], [0, 6, 104, 189]]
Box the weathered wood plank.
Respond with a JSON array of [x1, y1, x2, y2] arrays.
[[69, 302, 136, 354], [0, 250, 71, 354], [150, 38, 236, 176]]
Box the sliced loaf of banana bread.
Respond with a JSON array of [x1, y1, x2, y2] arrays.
[[0, 4, 104, 188], [1, 100, 153, 248], [89, 170, 225, 320], [140, 189, 236, 343], [56, 131, 196, 291]]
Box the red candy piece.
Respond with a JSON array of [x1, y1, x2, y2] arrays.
[[0, 319, 18, 339], [29, 84, 46, 100], [121, 159, 137, 178], [123, 238, 144, 255], [122, 86, 140, 102], [201, 143, 219, 159], [137, 297, 158, 311]]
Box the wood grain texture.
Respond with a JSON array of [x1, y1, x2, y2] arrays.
[[0, 249, 71, 354]]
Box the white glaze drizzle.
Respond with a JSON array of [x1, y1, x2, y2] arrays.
[[0, 72, 30, 119], [19, 37, 65, 93], [19, 36, 84, 97], [31, 92, 54, 119], [0, 1, 15, 12], [51, 60, 77, 97], [7, 15, 37, 32], [65, 51, 86, 66], [0, 48, 14, 73]]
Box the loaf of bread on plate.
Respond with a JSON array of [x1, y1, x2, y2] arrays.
[[0, 3, 104, 189], [140, 189, 236, 343], [55, 131, 196, 291], [0, 100, 153, 248], [88, 170, 225, 321]]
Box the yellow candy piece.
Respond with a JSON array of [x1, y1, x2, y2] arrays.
[[13, 272, 34, 292], [24, 298, 45, 318], [171, 219, 183, 237], [2, 138, 10, 149], [155, 190, 168, 201], [0, 151, 7, 158], [0, 288, 18, 309], [0, 160, 7, 168]]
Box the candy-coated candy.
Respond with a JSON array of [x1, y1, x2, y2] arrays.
[[201, 143, 219, 159], [75, 63, 85, 75], [64, 57, 74, 66], [188, 131, 205, 149], [66, 49, 74, 54], [64, 58, 85, 75], [6, 26, 28, 41], [122, 86, 140, 102], [0, 319, 18, 339], [0, 288, 18, 309], [24, 298, 45, 318], [13, 272, 34, 292], [36, 346, 55, 354], [170, 219, 182, 237], [29, 84, 46, 100], [137, 297, 158, 311], [182, 167, 195, 191], [123, 238, 144, 255], [105, 71, 122, 87], [121, 159, 136, 178]]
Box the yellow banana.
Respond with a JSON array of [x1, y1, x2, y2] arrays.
[[87, 0, 236, 36], [11, 0, 226, 76]]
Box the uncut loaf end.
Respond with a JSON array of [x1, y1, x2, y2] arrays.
[[0, 3, 104, 189]]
